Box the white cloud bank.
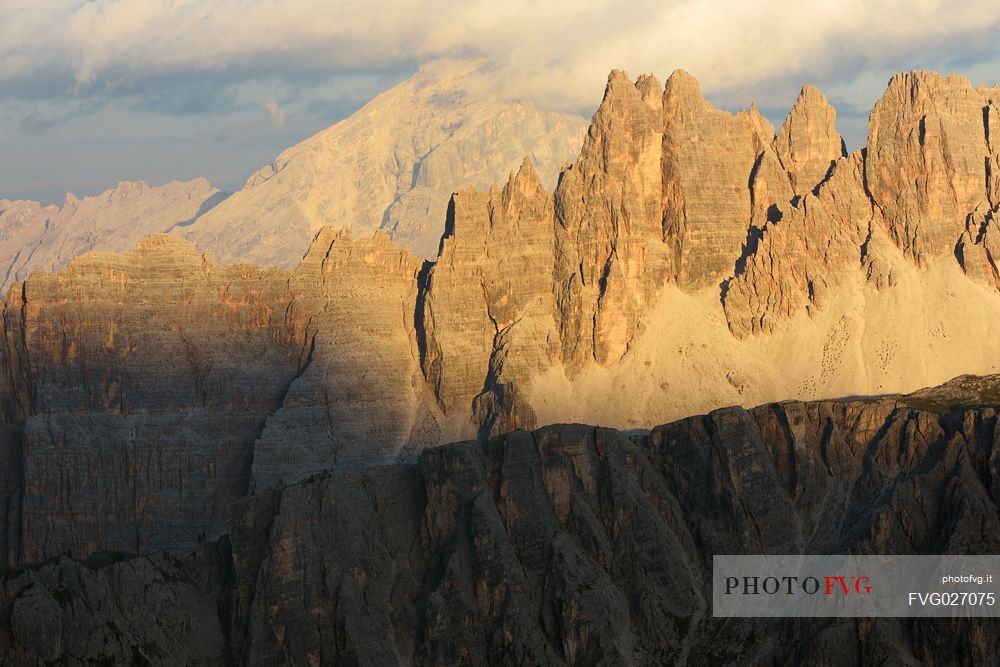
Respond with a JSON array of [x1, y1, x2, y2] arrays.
[[3, 0, 999, 202], [2, 0, 998, 111]]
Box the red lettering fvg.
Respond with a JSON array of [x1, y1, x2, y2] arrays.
[[823, 575, 872, 595]]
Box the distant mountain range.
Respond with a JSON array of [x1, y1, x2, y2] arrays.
[[181, 59, 588, 265], [0, 64, 998, 562], [0, 59, 587, 291], [0, 178, 222, 290], [1, 62, 999, 664]]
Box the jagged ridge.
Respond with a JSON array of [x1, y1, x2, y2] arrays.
[[2, 68, 1000, 566], [0, 178, 222, 291], [4, 376, 1000, 664]]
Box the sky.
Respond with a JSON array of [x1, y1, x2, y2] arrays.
[[2, 0, 999, 204]]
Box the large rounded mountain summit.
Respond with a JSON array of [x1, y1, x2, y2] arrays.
[[0, 59, 588, 289], [180, 58, 589, 265]]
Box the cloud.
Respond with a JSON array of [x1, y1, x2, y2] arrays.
[[17, 112, 59, 135], [3, 1, 1000, 204], [261, 97, 286, 127], [1, 0, 998, 113], [10, 96, 107, 135]]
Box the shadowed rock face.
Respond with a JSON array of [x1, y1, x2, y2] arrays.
[[4, 379, 999, 665], [224, 385, 1000, 665], [0, 231, 422, 562], [1, 236, 296, 563], [4, 68, 1000, 566], [0, 544, 230, 665], [249, 228, 427, 489]]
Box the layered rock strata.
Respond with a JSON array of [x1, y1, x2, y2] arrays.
[[249, 229, 427, 489], [3, 69, 1000, 565], [225, 384, 1000, 665], [6, 378, 1000, 664], [1, 236, 297, 562], [867, 72, 992, 265]]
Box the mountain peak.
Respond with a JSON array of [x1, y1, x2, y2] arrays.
[[664, 68, 704, 102], [774, 82, 843, 194], [605, 68, 633, 89], [507, 156, 542, 193], [180, 61, 587, 265], [741, 103, 776, 148], [867, 67, 990, 265], [886, 69, 974, 94], [107, 180, 151, 202], [413, 56, 489, 81]]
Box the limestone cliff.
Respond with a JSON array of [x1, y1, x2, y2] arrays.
[[1, 235, 296, 562], [422, 158, 560, 439], [553, 71, 671, 368], [661, 69, 770, 291], [224, 382, 1000, 665], [5, 378, 1000, 664], [250, 229, 426, 489], [724, 69, 999, 337], [3, 68, 1000, 565], [867, 71, 991, 266], [722, 150, 872, 335]]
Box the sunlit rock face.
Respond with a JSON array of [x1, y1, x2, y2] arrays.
[[0, 178, 222, 292], [180, 59, 588, 266], [3, 69, 1000, 566], [867, 71, 992, 267]]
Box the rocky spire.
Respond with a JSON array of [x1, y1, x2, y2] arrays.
[[985, 89, 1000, 208], [553, 69, 668, 368], [420, 156, 557, 439], [661, 69, 766, 290], [774, 84, 845, 195], [866, 70, 990, 266]]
